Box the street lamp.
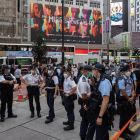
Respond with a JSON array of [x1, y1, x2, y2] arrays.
[[62, 0, 65, 65], [88, 41, 90, 54]]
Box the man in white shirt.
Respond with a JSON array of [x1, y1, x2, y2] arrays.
[[44, 66, 58, 124], [63, 68, 77, 131], [21, 65, 44, 118]]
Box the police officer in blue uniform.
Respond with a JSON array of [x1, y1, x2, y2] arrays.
[[63, 69, 77, 131], [92, 64, 112, 140], [1, 65, 17, 122], [77, 65, 95, 140], [21, 65, 44, 118], [44, 66, 58, 124], [118, 64, 135, 140]]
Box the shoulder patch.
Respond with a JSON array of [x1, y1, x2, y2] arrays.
[[70, 77, 74, 81], [82, 77, 86, 82]]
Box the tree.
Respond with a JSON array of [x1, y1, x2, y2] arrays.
[[119, 47, 130, 54], [31, 34, 47, 62]]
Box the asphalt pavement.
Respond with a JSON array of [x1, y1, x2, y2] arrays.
[[0, 84, 140, 140]]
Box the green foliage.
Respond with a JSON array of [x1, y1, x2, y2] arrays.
[[119, 47, 130, 54], [31, 34, 47, 62]]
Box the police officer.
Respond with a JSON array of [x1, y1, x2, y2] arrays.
[[21, 65, 44, 118], [63, 68, 77, 131], [132, 63, 140, 121], [1, 65, 17, 122], [84, 64, 112, 140], [44, 66, 58, 124], [118, 64, 135, 139], [77, 65, 95, 140]]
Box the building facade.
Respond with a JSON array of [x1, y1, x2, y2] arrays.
[[136, 0, 140, 31]]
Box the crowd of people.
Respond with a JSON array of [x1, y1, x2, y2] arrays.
[[0, 60, 140, 140]]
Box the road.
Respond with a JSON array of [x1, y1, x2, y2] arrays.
[[0, 83, 140, 140]]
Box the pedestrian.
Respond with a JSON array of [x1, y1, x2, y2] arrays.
[[77, 65, 95, 140], [114, 62, 118, 72], [15, 65, 22, 86], [38, 64, 42, 76], [118, 64, 135, 139], [1, 65, 17, 122], [73, 64, 78, 83], [10, 63, 15, 76], [21, 65, 44, 118], [44, 66, 58, 124], [63, 68, 77, 131], [77, 66, 84, 83]]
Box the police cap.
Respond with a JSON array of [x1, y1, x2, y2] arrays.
[[30, 65, 36, 69], [94, 64, 105, 71], [122, 64, 131, 71], [110, 65, 114, 68], [3, 65, 10, 69], [84, 65, 93, 71], [63, 68, 71, 72], [48, 66, 54, 70]]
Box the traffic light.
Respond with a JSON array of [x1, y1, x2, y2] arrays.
[[131, 48, 140, 58]]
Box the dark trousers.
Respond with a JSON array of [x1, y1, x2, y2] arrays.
[[119, 99, 133, 130], [28, 86, 41, 113], [132, 99, 136, 118], [63, 96, 75, 124], [80, 110, 96, 140], [46, 89, 55, 120], [1, 89, 13, 117], [74, 76, 77, 84], [16, 78, 21, 86], [95, 113, 109, 140]]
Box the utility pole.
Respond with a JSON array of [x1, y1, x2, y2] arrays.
[[62, 0, 65, 65], [106, 0, 110, 63]]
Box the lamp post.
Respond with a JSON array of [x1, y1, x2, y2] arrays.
[[88, 41, 90, 54], [62, 0, 65, 65]]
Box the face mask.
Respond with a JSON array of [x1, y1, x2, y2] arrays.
[[48, 70, 51, 74], [63, 73, 68, 78], [87, 72, 92, 78], [106, 71, 110, 75], [8, 69, 10, 74], [31, 70, 35, 74], [125, 72, 131, 77]]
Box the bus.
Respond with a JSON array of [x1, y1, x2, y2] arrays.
[[0, 57, 34, 70]]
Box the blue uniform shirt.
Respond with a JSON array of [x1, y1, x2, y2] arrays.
[[118, 75, 134, 96], [133, 73, 137, 81], [98, 78, 112, 97]]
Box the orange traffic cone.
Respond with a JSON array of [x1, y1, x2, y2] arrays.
[[16, 85, 25, 102]]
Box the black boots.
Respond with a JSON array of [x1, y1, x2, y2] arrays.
[[63, 124, 74, 131], [63, 121, 70, 125], [8, 113, 17, 118], [37, 112, 41, 118], [30, 112, 34, 118]]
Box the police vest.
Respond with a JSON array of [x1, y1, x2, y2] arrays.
[[89, 74, 112, 112], [2, 74, 14, 89], [46, 73, 56, 87], [108, 75, 115, 105], [133, 70, 140, 83]]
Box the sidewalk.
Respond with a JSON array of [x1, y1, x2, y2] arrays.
[[0, 91, 140, 140]]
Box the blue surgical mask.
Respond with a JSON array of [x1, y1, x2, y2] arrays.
[[87, 72, 92, 78], [8, 69, 10, 74], [106, 71, 110, 75]]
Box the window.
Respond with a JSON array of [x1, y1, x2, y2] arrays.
[[137, 20, 139, 24], [137, 1, 139, 6], [137, 14, 139, 18], [137, 26, 139, 31], [137, 8, 139, 12]]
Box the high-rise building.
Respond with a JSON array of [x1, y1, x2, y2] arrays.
[[136, 0, 140, 31]]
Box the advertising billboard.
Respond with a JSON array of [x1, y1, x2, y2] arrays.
[[31, 3, 102, 44], [122, 34, 129, 48], [131, 0, 135, 17], [110, 2, 123, 26]]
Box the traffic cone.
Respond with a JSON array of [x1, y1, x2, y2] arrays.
[[16, 85, 25, 102]]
